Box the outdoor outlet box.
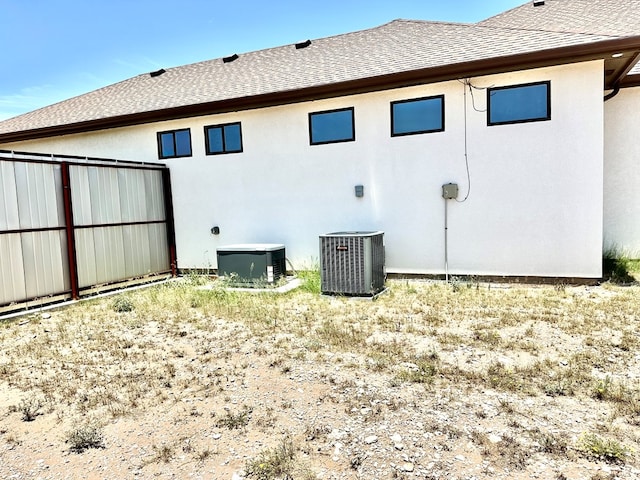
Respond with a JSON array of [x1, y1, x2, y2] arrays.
[[442, 183, 458, 200]]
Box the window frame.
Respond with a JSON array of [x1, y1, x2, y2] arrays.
[[308, 107, 355, 145], [157, 128, 192, 159], [204, 122, 243, 155], [390, 94, 445, 137], [487, 81, 551, 126]]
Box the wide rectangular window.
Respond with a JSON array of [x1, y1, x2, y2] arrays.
[[309, 107, 355, 145], [157, 129, 192, 159], [391, 95, 444, 136], [487, 81, 550, 126], [205, 122, 243, 155]]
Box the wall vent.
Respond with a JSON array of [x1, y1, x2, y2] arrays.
[[319, 231, 385, 296]]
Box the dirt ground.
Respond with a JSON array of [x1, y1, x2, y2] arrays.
[[0, 279, 639, 479]]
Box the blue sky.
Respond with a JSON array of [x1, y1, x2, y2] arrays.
[[0, 0, 525, 120]]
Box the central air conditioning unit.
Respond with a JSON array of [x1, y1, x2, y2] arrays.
[[319, 231, 385, 296], [216, 243, 286, 285]]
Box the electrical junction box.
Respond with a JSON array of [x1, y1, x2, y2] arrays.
[[442, 183, 459, 199], [216, 243, 286, 285]]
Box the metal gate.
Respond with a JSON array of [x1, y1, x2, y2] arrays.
[[0, 150, 176, 314]]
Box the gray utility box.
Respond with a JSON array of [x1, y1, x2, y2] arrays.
[[319, 231, 385, 296], [216, 244, 286, 284]]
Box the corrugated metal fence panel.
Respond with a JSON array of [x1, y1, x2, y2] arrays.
[[75, 228, 98, 289], [144, 169, 167, 221], [21, 230, 70, 299], [69, 164, 93, 226], [76, 228, 124, 287], [149, 223, 170, 273], [0, 233, 27, 304], [123, 224, 151, 277], [89, 166, 122, 225], [1, 151, 173, 310], [0, 161, 26, 304], [118, 169, 166, 222], [15, 162, 65, 229], [119, 168, 145, 222], [92, 226, 127, 285], [0, 160, 69, 305], [0, 161, 20, 230], [71, 165, 170, 289], [76, 226, 127, 288]]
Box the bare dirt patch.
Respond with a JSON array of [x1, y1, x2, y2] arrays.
[[1, 278, 639, 479]]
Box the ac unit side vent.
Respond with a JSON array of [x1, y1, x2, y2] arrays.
[[319, 231, 385, 296]]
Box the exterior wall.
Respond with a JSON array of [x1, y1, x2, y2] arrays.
[[1, 61, 605, 277], [604, 86, 640, 256]]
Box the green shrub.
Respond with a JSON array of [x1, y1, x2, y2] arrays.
[[577, 432, 630, 463], [66, 423, 105, 453], [603, 248, 635, 284], [111, 295, 134, 313], [244, 435, 316, 480]]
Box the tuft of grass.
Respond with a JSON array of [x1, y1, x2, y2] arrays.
[[592, 376, 613, 400], [244, 435, 316, 480], [577, 432, 630, 463], [470, 431, 529, 470], [112, 295, 135, 313], [65, 423, 105, 453], [215, 405, 252, 430], [297, 269, 321, 294], [530, 429, 568, 455], [395, 353, 438, 384], [315, 320, 367, 350], [152, 443, 174, 463], [16, 396, 43, 422], [603, 248, 635, 284]]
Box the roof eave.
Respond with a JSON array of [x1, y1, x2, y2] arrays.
[[2, 35, 640, 144]]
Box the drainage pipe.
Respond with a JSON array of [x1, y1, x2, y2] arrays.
[[604, 85, 620, 102]]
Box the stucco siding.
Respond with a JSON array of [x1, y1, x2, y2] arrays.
[[604, 86, 640, 256], [0, 61, 605, 277]]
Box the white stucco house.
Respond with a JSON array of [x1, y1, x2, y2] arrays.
[[1, 0, 639, 280]]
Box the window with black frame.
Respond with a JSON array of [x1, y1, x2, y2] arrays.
[[205, 122, 243, 155], [157, 128, 192, 159], [308, 107, 355, 145], [391, 95, 445, 136], [487, 81, 550, 126]]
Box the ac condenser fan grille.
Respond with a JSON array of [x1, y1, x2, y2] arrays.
[[320, 231, 384, 296]]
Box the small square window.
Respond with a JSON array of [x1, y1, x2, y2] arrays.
[[157, 129, 192, 159], [487, 81, 550, 126], [391, 95, 444, 136], [309, 107, 355, 145], [205, 122, 243, 155]]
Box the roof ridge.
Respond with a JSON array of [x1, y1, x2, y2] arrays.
[[157, 20, 406, 72], [473, 22, 624, 40], [390, 18, 474, 28], [163, 19, 481, 73], [477, 1, 527, 25]]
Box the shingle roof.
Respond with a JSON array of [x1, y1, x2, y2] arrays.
[[480, 0, 640, 37], [480, 0, 640, 76], [1, 3, 639, 141]]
